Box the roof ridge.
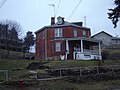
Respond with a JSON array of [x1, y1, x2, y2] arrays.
[[91, 31, 113, 38]]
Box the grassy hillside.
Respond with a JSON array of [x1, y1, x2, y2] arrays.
[[0, 60, 40, 81], [0, 49, 23, 59], [103, 49, 120, 54], [47, 60, 120, 68], [0, 49, 35, 59], [1, 79, 120, 90], [0, 59, 120, 90], [0, 59, 120, 71], [0, 49, 120, 90], [0, 59, 120, 80]]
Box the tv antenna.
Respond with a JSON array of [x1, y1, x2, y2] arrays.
[[83, 16, 86, 27], [49, 4, 55, 18]]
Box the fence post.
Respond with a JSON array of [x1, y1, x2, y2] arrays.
[[80, 67, 82, 76], [60, 69, 62, 77], [6, 70, 8, 81], [96, 66, 99, 74], [111, 66, 115, 75]]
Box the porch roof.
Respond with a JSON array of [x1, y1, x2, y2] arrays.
[[55, 37, 100, 43]]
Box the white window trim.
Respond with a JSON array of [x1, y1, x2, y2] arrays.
[[54, 28, 62, 37], [55, 42, 61, 52], [83, 30, 86, 37], [74, 30, 77, 37]]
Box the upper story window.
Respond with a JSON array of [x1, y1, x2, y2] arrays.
[[74, 30, 77, 37], [54, 28, 63, 37], [83, 30, 86, 37]]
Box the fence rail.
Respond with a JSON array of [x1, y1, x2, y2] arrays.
[[0, 70, 8, 81], [47, 65, 120, 77]]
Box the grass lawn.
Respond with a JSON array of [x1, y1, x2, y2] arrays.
[[0, 79, 120, 90], [0, 60, 39, 81], [104, 49, 120, 54], [0, 59, 120, 80], [46, 59, 120, 68], [0, 59, 120, 90]]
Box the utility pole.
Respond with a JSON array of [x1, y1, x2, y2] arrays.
[[49, 4, 55, 18]]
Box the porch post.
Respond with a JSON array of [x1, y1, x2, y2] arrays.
[[81, 39, 83, 53], [98, 42, 101, 55], [65, 40, 69, 59], [73, 47, 76, 59]]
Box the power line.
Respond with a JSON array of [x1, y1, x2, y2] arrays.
[[55, 0, 62, 17], [67, 0, 82, 20], [0, 0, 7, 9]]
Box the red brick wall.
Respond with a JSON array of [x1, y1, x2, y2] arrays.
[[36, 26, 91, 60], [36, 29, 46, 59]]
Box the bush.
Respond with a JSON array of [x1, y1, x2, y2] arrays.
[[109, 53, 120, 60], [102, 50, 120, 60], [101, 50, 110, 60]]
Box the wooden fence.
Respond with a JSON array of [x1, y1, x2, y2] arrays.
[[0, 70, 8, 81], [47, 65, 120, 77]]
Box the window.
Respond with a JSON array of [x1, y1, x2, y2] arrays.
[[74, 30, 77, 37], [55, 42, 61, 52], [54, 28, 62, 37], [116, 40, 118, 43], [83, 30, 86, 37], [52, 42, 55, 52]]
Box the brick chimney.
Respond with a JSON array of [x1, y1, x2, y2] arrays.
[[51, 17, 55, 25]]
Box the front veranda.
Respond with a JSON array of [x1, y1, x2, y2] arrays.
[[64, 38, 102, 60]]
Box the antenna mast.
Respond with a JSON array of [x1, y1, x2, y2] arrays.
[[84, 16, 86, 27], [49, 4, 55, 18]]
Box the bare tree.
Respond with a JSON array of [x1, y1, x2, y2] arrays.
[[0, 20, 22, 58]]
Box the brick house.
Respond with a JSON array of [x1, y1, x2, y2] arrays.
[[35, 16, 102, 60]]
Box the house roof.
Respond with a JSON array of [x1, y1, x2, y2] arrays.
[[112, 37, 120, 40], [35, 21, 90, 34], [91, 31, 113, 38]]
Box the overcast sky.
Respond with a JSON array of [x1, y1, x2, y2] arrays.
[[0, 0, 120, 37]]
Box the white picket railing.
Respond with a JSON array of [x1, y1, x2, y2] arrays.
[[74, 48, 99, 54]]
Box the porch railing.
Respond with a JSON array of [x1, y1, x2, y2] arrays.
[[83, 49, 99, 54], [74, 48, 99, 54], [74, 48, 81, 52]]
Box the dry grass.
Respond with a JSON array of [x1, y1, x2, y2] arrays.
[[1, 79, 120, 90]]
